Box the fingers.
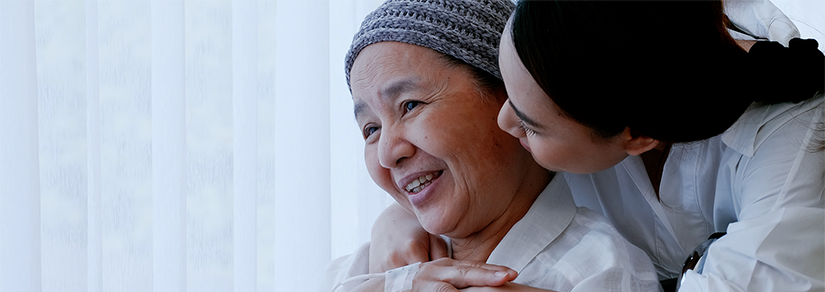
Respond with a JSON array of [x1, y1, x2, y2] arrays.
[[444, 262, 516, 287], [417, 259, 518, 289]]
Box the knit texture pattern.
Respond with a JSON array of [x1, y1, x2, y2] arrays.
[[345, 0, 515, 89]]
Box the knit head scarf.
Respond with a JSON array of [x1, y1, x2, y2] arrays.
[[344, 0, 515, 90]]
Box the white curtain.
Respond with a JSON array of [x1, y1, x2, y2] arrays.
[[0, 1, 394, 291]]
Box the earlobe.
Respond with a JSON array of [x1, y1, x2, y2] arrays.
[[620, 127, 660, 156]]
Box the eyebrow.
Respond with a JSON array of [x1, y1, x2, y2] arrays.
[[509, 100, 543, 130], [380, 78, 417, 101], [353, 101, 367, 120]]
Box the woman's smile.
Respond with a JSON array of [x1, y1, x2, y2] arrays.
[[401, 170, 442, 193], [402, 170, 444, 207]]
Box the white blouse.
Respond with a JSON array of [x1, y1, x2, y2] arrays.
[[565, 95, 824, 291], [486, 177, 661, 292], [322, 177, 662, 292]]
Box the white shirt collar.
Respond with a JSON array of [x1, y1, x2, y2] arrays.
[[724, 0, 799, 45], [486, 175, 578, 273]]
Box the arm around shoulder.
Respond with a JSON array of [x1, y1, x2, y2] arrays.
[[369, 202, 448, 273]]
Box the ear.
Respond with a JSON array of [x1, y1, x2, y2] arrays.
[[617, 127, 660, 156]]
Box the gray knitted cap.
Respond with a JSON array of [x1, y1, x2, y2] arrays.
[[345, 0, 515, 89]]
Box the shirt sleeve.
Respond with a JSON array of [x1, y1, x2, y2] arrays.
[[562, 222, 662, 292], [531, 209, 663, 292], [679, 99, 825, 291], [319, 242, 372, 292], [569, 252, 664, 292]]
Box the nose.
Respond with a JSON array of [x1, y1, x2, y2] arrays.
[[498, 99, 524, 138], [377, 125, 415, 169]]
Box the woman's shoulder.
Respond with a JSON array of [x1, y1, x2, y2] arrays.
[[570, 207, 652, 257], [722, 94, 824, 157], [519, 206, 660, 291], [528, 205, 656, 272]]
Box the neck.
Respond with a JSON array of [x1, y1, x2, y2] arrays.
[[640, 142, 672, 195], [734, 39, 756, 52], [450, 165, 552, 262]]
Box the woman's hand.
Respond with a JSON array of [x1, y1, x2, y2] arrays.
[[412, 258, 518, 290], [352, 258, 518, 292], [369, 203, 449, 273]]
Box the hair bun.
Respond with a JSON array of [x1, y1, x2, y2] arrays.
[[749, 38, 824, 104], [790, 38, 820, 50]]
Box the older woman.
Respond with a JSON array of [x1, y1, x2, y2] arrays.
[[321, 1, 660, 292]]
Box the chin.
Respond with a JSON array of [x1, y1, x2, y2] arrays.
[[417, 215, 453, 237]]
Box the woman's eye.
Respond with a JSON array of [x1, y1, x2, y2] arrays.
[[403, 101, 421, 112], [518, 120, 537, 136], [364, 126, 379, 139]]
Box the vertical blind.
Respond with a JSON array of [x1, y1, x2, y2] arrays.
[[0, 1, 394, 291]]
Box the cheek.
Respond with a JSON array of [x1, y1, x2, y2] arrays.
[[525, 136, 568, 172], [529, 135, 625, 174], [364, 147, 415, 212], [364, 146, 393, 192]]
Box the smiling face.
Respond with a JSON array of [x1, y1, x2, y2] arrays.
[[351, 41, 544, 238], [496, 23, 631, 174]]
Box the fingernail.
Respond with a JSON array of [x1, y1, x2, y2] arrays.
[[495, 271, 509, 278]]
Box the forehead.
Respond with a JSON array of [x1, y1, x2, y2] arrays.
[[498, 26, 542, 101], [498, 26, 521, 77], [498, 25, 559, 126], [350, 42, 452, 117], [350, 42, 447, 92]]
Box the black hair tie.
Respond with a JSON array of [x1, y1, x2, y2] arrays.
[[748, 38, 824, 104]]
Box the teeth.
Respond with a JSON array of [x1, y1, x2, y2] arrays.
[[405, 172, 438, 193], [409, 180, 432, 194]]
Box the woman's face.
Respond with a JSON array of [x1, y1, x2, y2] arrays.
[[350, 41, 540, 238], [496, 25, 631, 174]]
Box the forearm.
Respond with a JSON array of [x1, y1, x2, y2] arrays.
[[350, 278, 383, 292], [679, 207, 825, 292], [370, 202, 447, 273]]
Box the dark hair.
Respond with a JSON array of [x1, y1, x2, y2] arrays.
[[510, 1, 823, 142]]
